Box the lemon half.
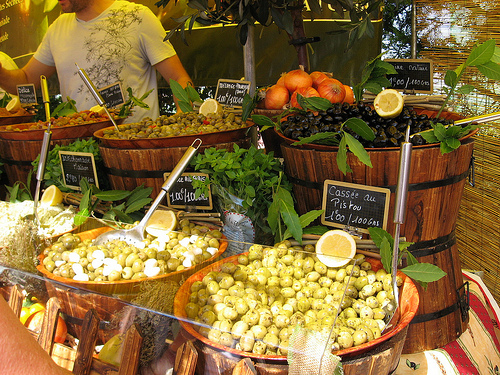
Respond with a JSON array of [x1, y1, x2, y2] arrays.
[[5, 95, 21, 112], [315, 230, 357, 267], [145, 209, 178, 237], [373, 89, 404, 119], [199, 98, 223, 116], [40, 185, 63, 206]]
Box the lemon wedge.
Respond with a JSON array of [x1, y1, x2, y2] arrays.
[[90, 104, 106, 115], [199, 98, 223, 116], [315, 230, 357, 267], [145, 209, 178, 237], [373, 89, 404, 119], [6, 95, 21, 112], [40, 185, 63, 206]]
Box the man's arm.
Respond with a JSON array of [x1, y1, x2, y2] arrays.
[[0, 57, 56, 94], [154, 54, 193, 89]]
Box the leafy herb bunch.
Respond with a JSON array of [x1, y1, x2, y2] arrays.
[[191, 144, 290, 243], [32, 138, 105, 193]]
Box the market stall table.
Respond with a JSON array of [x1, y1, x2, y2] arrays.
[[395, 271, 500, 374]]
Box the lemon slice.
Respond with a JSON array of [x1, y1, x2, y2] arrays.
[[5, 95, 21, 112], [40, 185, 63, 206], [315, 230, 357, 267], [145, 209, 178, 237], [373, 89, 404, 119], [199, 99, 223, 116]]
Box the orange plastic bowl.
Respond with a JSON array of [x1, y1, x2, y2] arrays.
[[37, 226, 228, 299], [174, 253, 419, 361]]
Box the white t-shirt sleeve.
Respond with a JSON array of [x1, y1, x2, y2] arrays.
[[138, 7, 177, 66]]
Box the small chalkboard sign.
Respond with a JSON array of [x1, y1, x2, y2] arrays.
[[215, 79, 251, 107], [59, 151, 99, 190], [16, 84, 37, 105], [385, 59, 433, 94], [321, 180, 390, 233], [164, 172, 212, 210], [98, 82, 125, 108]]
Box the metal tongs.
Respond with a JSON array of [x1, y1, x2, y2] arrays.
[[384, 126, 412, 331], [33, 75, 53, 225], [93, 139, 202, 247], [75, 63, 119, 131]]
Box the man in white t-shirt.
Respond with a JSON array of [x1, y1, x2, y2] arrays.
[[0, 0, 192, 123]]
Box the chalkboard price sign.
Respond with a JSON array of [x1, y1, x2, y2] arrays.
[[321, 180, 390, 233], [165, 172, 213, 210], [16, 84, 37, 105], [385, 59, 433, 94], [59, 151, 99, 190], [215, 79, 251, 107], [98, 82, 125, 108]]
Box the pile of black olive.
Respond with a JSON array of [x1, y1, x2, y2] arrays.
[[279, 102, 456, 148]]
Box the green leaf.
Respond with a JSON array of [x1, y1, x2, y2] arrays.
[[186, 84, 202, 103], [476, 61, 500, 80], [456, 84, 476, 95], [245, 185, 256, 198], [380, 236, 392, 274], [491, 46, 500, 64], [433, 123, 447, 141], [298, 210, 324, 228], [368, 227, 394, 249], [95, 190, 131, 201], [401, 263, 447, 283], [279, 199, 302, 242], [74, 208, 89, 226], [302, 96, 331, 111], [444, 137, 461, 150], [419, 130, 439, 144], [267, 198, 280, 233], [292, 132, 340, 146], [440, 141, 455, 154], [466, 39, 496, 66], [303, 225, 330, 236], [79, 189, 91, 212], [344, 118, 375, 141], [111, 207, 134, 223], [251, 114, 275, 129], [336, 136, 349, 175], [444, 70, 458, 87], [363, 81, 384, 95], [405, 249, 419, 267], [344, 132, 372, 167], [125, 197, 152, 214], [127, 186, 153, 206]]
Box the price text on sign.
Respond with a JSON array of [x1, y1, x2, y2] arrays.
[[59, 151, 99, 190], [16, 84, 37, 105], [321, 180, 390, 233], [385, 59, 433, 94], [164, 172, 213, 210], [98, 82, 125, 108], [215, 79, 251, 107]]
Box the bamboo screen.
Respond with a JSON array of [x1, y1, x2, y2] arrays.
[[415, 0, 500, 303]]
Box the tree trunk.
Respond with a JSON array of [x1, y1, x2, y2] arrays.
[[288, 1, 310, 71]]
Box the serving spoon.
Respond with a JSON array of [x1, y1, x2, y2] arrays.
[[93, 138, 202, 247]]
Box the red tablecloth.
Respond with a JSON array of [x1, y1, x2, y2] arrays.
[[395, 271, 500, 374]]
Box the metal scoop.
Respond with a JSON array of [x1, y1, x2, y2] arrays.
[[93, 139, 202, 247], [33, 75, 53, 225], [383, 126, 412, 332]]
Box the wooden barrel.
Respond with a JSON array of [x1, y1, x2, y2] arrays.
[[98, 137, 252, 199], [0, 120, 116, 191], [280, 134, 474, 353], [0, 137, 76, 190]]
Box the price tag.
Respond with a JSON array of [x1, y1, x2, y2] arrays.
[[215, 79, 251, 107], [321, 180, 390, 234], [164, 172, 213, 210], [16, 84, 37, 105], [98, 82, 125, 108], [385, 59, 433, 93], [59, 151, 99, 190]]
